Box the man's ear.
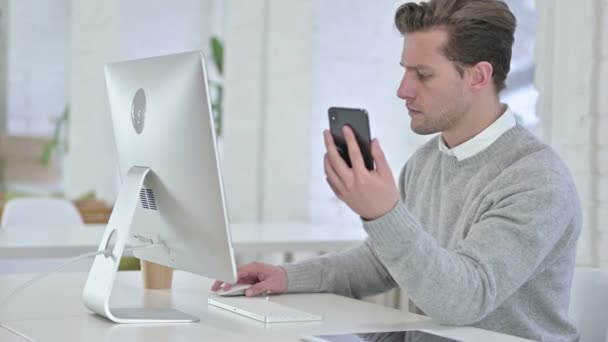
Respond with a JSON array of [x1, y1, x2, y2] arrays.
[[469, 61, 493, 92]]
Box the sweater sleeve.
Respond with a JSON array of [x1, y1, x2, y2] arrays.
[[362, 178, 580, 325], [280, 240, 397, 299], [279, 164, 409, 298]]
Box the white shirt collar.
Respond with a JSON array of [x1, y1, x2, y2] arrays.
[[438, 106, 516, 161]]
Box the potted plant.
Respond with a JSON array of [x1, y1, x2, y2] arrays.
[[209, 36, 224, 137]]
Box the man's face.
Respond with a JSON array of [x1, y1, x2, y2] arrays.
[[397, 29, 472, 135]]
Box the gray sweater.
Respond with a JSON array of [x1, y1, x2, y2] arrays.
[[282, 125, 582, 341]]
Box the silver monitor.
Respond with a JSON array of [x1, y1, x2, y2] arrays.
[[82, 51, 237, 323]]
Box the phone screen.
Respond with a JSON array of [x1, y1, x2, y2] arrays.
[[328, 107, 374, 170]]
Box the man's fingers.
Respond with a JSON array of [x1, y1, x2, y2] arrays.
[[342, 126, 366, 174], [236, 262, 263, 280], [324, 131, 351, 172], [371, 138, 390, 175], [323, 129, 337, 150], [245, 280, 272, 297], [211, 280, 224, 292], [213, 262, 263, 292], [326, 177, 342, 198], [324, 154, 345, 195], [324, 130, 353, 185], [213, 274, 263, 292]]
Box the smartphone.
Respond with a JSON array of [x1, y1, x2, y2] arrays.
[[328, 107, 374, 171]]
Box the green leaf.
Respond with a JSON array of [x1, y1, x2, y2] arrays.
[[40, 139, 58, 166], [210, 36, 224, 75], [39, 104, 70, 165], [74, 190, 96, 202]]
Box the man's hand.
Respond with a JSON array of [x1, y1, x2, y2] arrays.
[[211, 262, 288, 297], [324, 126, 399, 220]]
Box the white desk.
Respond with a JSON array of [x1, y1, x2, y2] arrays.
[[0, 271, 531, 342], [0, 223, 367, 259], [0, 326, 23, 342]]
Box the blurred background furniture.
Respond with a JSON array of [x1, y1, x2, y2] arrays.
[[0, 196, 138, 273], [1, 197, 83, 226], [568, 267, 608, 342], [0, 197, 90, 274]]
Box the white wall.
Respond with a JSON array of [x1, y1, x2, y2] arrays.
[[119, 0, 218, 61], [0, 0, 7, 132], [4, 0, 70, 136], [65, 0, 120, 202], [536, 0, 608, 267], [309, 0, 429, 225], [65, 0, 223, 203], [222, 0, 313, 223]]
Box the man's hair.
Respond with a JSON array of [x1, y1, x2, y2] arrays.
[[395, 0, 516, 92]]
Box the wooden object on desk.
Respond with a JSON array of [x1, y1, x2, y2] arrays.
[[141, 260, 174, 289], [0, 134, 59, 185], [73, 198, 113, 224]]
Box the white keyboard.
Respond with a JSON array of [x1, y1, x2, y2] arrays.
[[208, 296, 323, 323]]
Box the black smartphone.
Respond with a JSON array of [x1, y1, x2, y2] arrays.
[[328, 107, 374, 171]]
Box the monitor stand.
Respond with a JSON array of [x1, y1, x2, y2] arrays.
[[82, 166, 199, 323]]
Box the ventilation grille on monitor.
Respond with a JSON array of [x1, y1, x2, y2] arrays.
[[139, 188, 158, 210]]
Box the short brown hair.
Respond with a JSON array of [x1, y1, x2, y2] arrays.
[[395, 0, 516, 92]]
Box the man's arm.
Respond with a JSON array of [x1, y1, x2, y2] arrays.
[[279, 147, 409, 299], [281, 240, 397, 299], [210, 239, 397, 298]]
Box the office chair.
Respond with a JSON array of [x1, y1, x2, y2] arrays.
[[1, 197, 140, 272], [568, 267, 608, 342], [2, 197, 84, 227], [0, 197, 88, 274]]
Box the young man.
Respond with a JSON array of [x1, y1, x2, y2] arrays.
[[212, 1, 582, 340]]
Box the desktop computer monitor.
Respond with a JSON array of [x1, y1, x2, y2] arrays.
[[82, 51, 237, 324]]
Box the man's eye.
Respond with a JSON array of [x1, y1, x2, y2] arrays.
[[417, 73, 431, 80]]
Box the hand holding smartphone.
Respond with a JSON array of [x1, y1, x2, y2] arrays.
[[328, 107, 374, 171]]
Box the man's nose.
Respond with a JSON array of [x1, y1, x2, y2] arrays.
[[397, 75, 415, 101]]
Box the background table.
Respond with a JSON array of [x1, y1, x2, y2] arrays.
[[0, 223, 368, 259]]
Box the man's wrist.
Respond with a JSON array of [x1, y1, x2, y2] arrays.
[[361, 199, 401, 222]]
